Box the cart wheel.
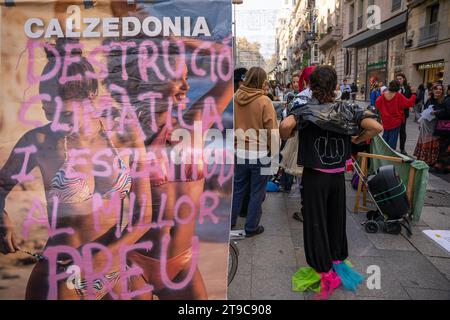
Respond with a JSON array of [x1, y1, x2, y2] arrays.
[[366, 210, 378, 220], [365, 220, 379, 233], [374, 212, 385, 222]]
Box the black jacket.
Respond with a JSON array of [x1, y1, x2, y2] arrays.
[[400, 86, 412, 118]]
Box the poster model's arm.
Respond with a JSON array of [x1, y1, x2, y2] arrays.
[[179, 38, 234, 131], [0, 131, 39, 254]]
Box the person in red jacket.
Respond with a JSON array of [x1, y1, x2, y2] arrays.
[[375, 80, 416, 150]]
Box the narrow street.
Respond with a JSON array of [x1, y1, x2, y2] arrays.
[[228, 115, 450, 300]]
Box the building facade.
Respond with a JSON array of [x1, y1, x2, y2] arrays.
[[276, 0, 346, 86], [317, 0, 345, 84], [275, 0, 298, 85], [342, 0, 411, 100], [404, 0, 450, 87]]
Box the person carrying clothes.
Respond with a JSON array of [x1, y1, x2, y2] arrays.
[[279, 73, 301, 192], [396, 73, 412, 155], [231, 67, 278, 237], [414, 83, 445, 167], [430, 83, 450, 173], [375, 80, 416, 150], [280, 65, 382, 299], [280, 66, 316, 221]]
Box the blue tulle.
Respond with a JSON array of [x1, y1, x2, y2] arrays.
[[332, 262, 364, 292]]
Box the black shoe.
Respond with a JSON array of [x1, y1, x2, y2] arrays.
[[230, 224, 236, 230], [400, 150, 408, 156], [245, 225, 264, 238], [239, 211, 247, 218], [292, 211, 303, 222]]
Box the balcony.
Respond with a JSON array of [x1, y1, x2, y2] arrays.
[[318, 27, 342, 51], [418, 22, 439, 46], [357, 15, 363, 30]]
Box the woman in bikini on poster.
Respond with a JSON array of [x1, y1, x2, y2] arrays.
[[105, 2, 234, 300], [0, 39, 153, 300]]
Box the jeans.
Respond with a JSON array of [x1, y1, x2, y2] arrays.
[[231, 159, 270, 232], [383, 126, 400, 150]]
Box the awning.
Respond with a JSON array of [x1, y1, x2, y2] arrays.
[[417, 60, 445, 70], [342, 11, 407, 48]]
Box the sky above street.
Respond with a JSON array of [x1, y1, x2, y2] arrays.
[[235, 0, 282, 59]]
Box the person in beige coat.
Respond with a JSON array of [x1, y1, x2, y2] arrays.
[[231, 67, 278, 237]]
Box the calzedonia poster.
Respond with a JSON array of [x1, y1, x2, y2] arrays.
[[0, 0, 233, 300]]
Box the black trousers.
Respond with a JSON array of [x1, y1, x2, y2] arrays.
[[301, 168, 348, 273], [400, 122, 407, 151], [400, 110, 409, 151]]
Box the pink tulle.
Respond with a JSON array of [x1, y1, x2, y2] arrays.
[[316, 270, 342, 300]]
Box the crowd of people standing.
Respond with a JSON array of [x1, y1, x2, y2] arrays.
[[231, 63, 449, 300]]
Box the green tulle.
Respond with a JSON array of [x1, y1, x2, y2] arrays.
[[344, 259, 354, 268], [292, 267, 321, 293]]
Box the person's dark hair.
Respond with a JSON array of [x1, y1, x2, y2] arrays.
[[234, 68, 248, 81], [418, 84, 424, 91], [447, 84, 450, 92], [427, 82, 433, 90], [309, 65, 337, 103], [39, 39, 98, 100], [388, 80, 400, 93], [395, 72, 409, 87], [242, 67, 267, 89], [234, 67, 248, 92]]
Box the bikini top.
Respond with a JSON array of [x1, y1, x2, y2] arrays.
[[48, 126, 131, 204]]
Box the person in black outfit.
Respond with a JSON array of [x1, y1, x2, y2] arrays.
[[350, 82, 358, 100], [280, 66, 382, 298], [396, 73, 412, 154]]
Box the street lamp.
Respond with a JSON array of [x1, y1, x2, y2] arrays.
[[232, 0, 244, 67]]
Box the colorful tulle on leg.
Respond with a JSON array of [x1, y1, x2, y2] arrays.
[[332, 260, 364, 292], [292, 267, 321, 293], [315, 270, 341, 300]]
